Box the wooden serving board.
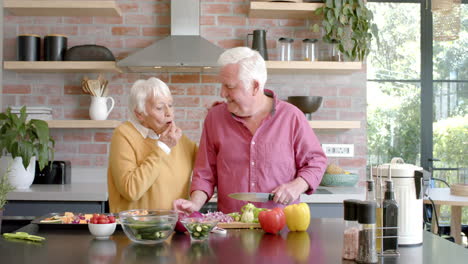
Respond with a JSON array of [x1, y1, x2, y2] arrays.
[[217, 222, 261, 229]]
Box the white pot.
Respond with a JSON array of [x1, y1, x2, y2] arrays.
[[0, 156, 36, 189]]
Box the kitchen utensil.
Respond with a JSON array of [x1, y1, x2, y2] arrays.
[[88, 222, 117, 240], [17, 34, 40, 61], [119, 209, 178, 245], [64, 45, 115, 61], [287, 96, 323, 120], [33, 160, 71, 184], [320, 173, 359, 187], [181, 217, 218, 241], [44, 34, 67, 61], [89, 96, 115, 120], [278, 37, 294, 61], [247, 29, 268, 60], [372, 157, 428, 246], [228, 192, 274, 202]]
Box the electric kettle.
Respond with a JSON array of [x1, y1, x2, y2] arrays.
[[372, 157, 429, 246]]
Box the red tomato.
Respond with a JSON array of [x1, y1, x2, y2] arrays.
[[108, 216, 116, 223], [258, 208, 286, 234], [98, 218, 110, 224], [93, 213, 99, 219], [91, 219, 98, 224], [98, 214, 107, 220]]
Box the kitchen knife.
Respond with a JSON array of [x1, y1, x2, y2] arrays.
[[228, 192, 275, 202]]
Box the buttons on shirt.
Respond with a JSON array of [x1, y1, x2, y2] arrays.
[[251, 161, 255, 166], [251, 182, 255, 187], [251, 141, 256, 145]]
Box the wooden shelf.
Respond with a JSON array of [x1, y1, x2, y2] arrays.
[[4, 1, 122, 17], [46, 120, 121, 129], [266, 61, 363, 74], [249, 2, 323, 19], [309, 121, 360, 130], [4, 61, 121, 73]]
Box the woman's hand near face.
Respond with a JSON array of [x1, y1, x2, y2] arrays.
[[159, 122, 182, 148]]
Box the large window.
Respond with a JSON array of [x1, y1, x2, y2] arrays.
[[367, 1, 467, 224], [367, 2, 422, 166]]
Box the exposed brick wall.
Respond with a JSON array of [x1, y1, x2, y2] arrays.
[[2, 0, 368, 179]]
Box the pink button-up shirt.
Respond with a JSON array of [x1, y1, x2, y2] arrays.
[[191, 90, 327, 213]]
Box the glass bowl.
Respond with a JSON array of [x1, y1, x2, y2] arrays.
[[119, 209, 178, 245], [181, 217, 218, 242]]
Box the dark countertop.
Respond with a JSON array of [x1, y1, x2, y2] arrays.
[[0, 218, 467, 264]]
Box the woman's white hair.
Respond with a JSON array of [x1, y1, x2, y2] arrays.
[[217, 47, 267, 91], [128, 77, 171, 121]]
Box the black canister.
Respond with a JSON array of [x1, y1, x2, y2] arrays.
[[44, 34, 68, 61], [17, 34, 41, 61]]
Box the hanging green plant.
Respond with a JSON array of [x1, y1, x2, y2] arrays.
[[312, 0, 378, 61]]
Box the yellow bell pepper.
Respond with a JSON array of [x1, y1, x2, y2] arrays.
[[284, 203, 310, 231]]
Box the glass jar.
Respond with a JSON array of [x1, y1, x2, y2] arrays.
[[330, 40, 343, 62], [278, 37, 294, 61], [342, 199, 359, 260], [356, 201, 378, 264], [302, 39, 318, 61]]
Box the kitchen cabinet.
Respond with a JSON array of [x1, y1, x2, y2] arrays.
[[4, 0, 122, 17], [3, 1, 122, 74], [4, 183, 108, 217]]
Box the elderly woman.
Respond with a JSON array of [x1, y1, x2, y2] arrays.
[[108, 77, 197, 213]]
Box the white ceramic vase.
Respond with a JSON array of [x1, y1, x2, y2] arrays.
[[0, 156, 36, 189], [89, 96, 115, 121]]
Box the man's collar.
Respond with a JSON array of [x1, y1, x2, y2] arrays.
[[129, 118, 160, 140]]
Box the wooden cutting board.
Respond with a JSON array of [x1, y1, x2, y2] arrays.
[[217, 222, 261, 229]]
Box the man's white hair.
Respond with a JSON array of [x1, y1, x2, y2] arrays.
[[217, 47, 267, 91], [128, 77, 171, 121]]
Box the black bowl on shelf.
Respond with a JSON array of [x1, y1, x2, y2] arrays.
[[287, 96, 323, 120]]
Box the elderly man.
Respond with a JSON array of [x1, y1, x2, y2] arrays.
[[174, 47, 327, 214], [108, 77, 197, 212]]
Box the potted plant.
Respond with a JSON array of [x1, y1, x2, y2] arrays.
[[312, 0, 378, 61], [0, 167, 14, 233], [0, 106, 55, 189]]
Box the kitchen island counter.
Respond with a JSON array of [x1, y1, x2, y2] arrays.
[[4, 182, 108, 217], [1, 218, 467, 264]]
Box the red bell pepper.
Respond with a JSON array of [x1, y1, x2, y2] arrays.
[[258, 207, 286, 234]]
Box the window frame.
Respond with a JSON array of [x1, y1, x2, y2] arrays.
[[367, 0, 468, 171]]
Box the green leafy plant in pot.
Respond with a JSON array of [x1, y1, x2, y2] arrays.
[[311, 0, 378, 61], [0, 167, 15, 233], [0, 106, 55, 189]]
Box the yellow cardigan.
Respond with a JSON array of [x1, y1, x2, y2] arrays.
[[107, 121, 197, 213]]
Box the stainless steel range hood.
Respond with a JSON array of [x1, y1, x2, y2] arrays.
[[117, 0, 224, 73]]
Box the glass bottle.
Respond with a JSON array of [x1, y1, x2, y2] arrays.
[[382, 180, 399, 253], [342, 199, 359, 260], [366, 179, 382, 254], [278, 37, 294, 61], [302, 38, 318, 61], [356, 201, 378, 264]]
